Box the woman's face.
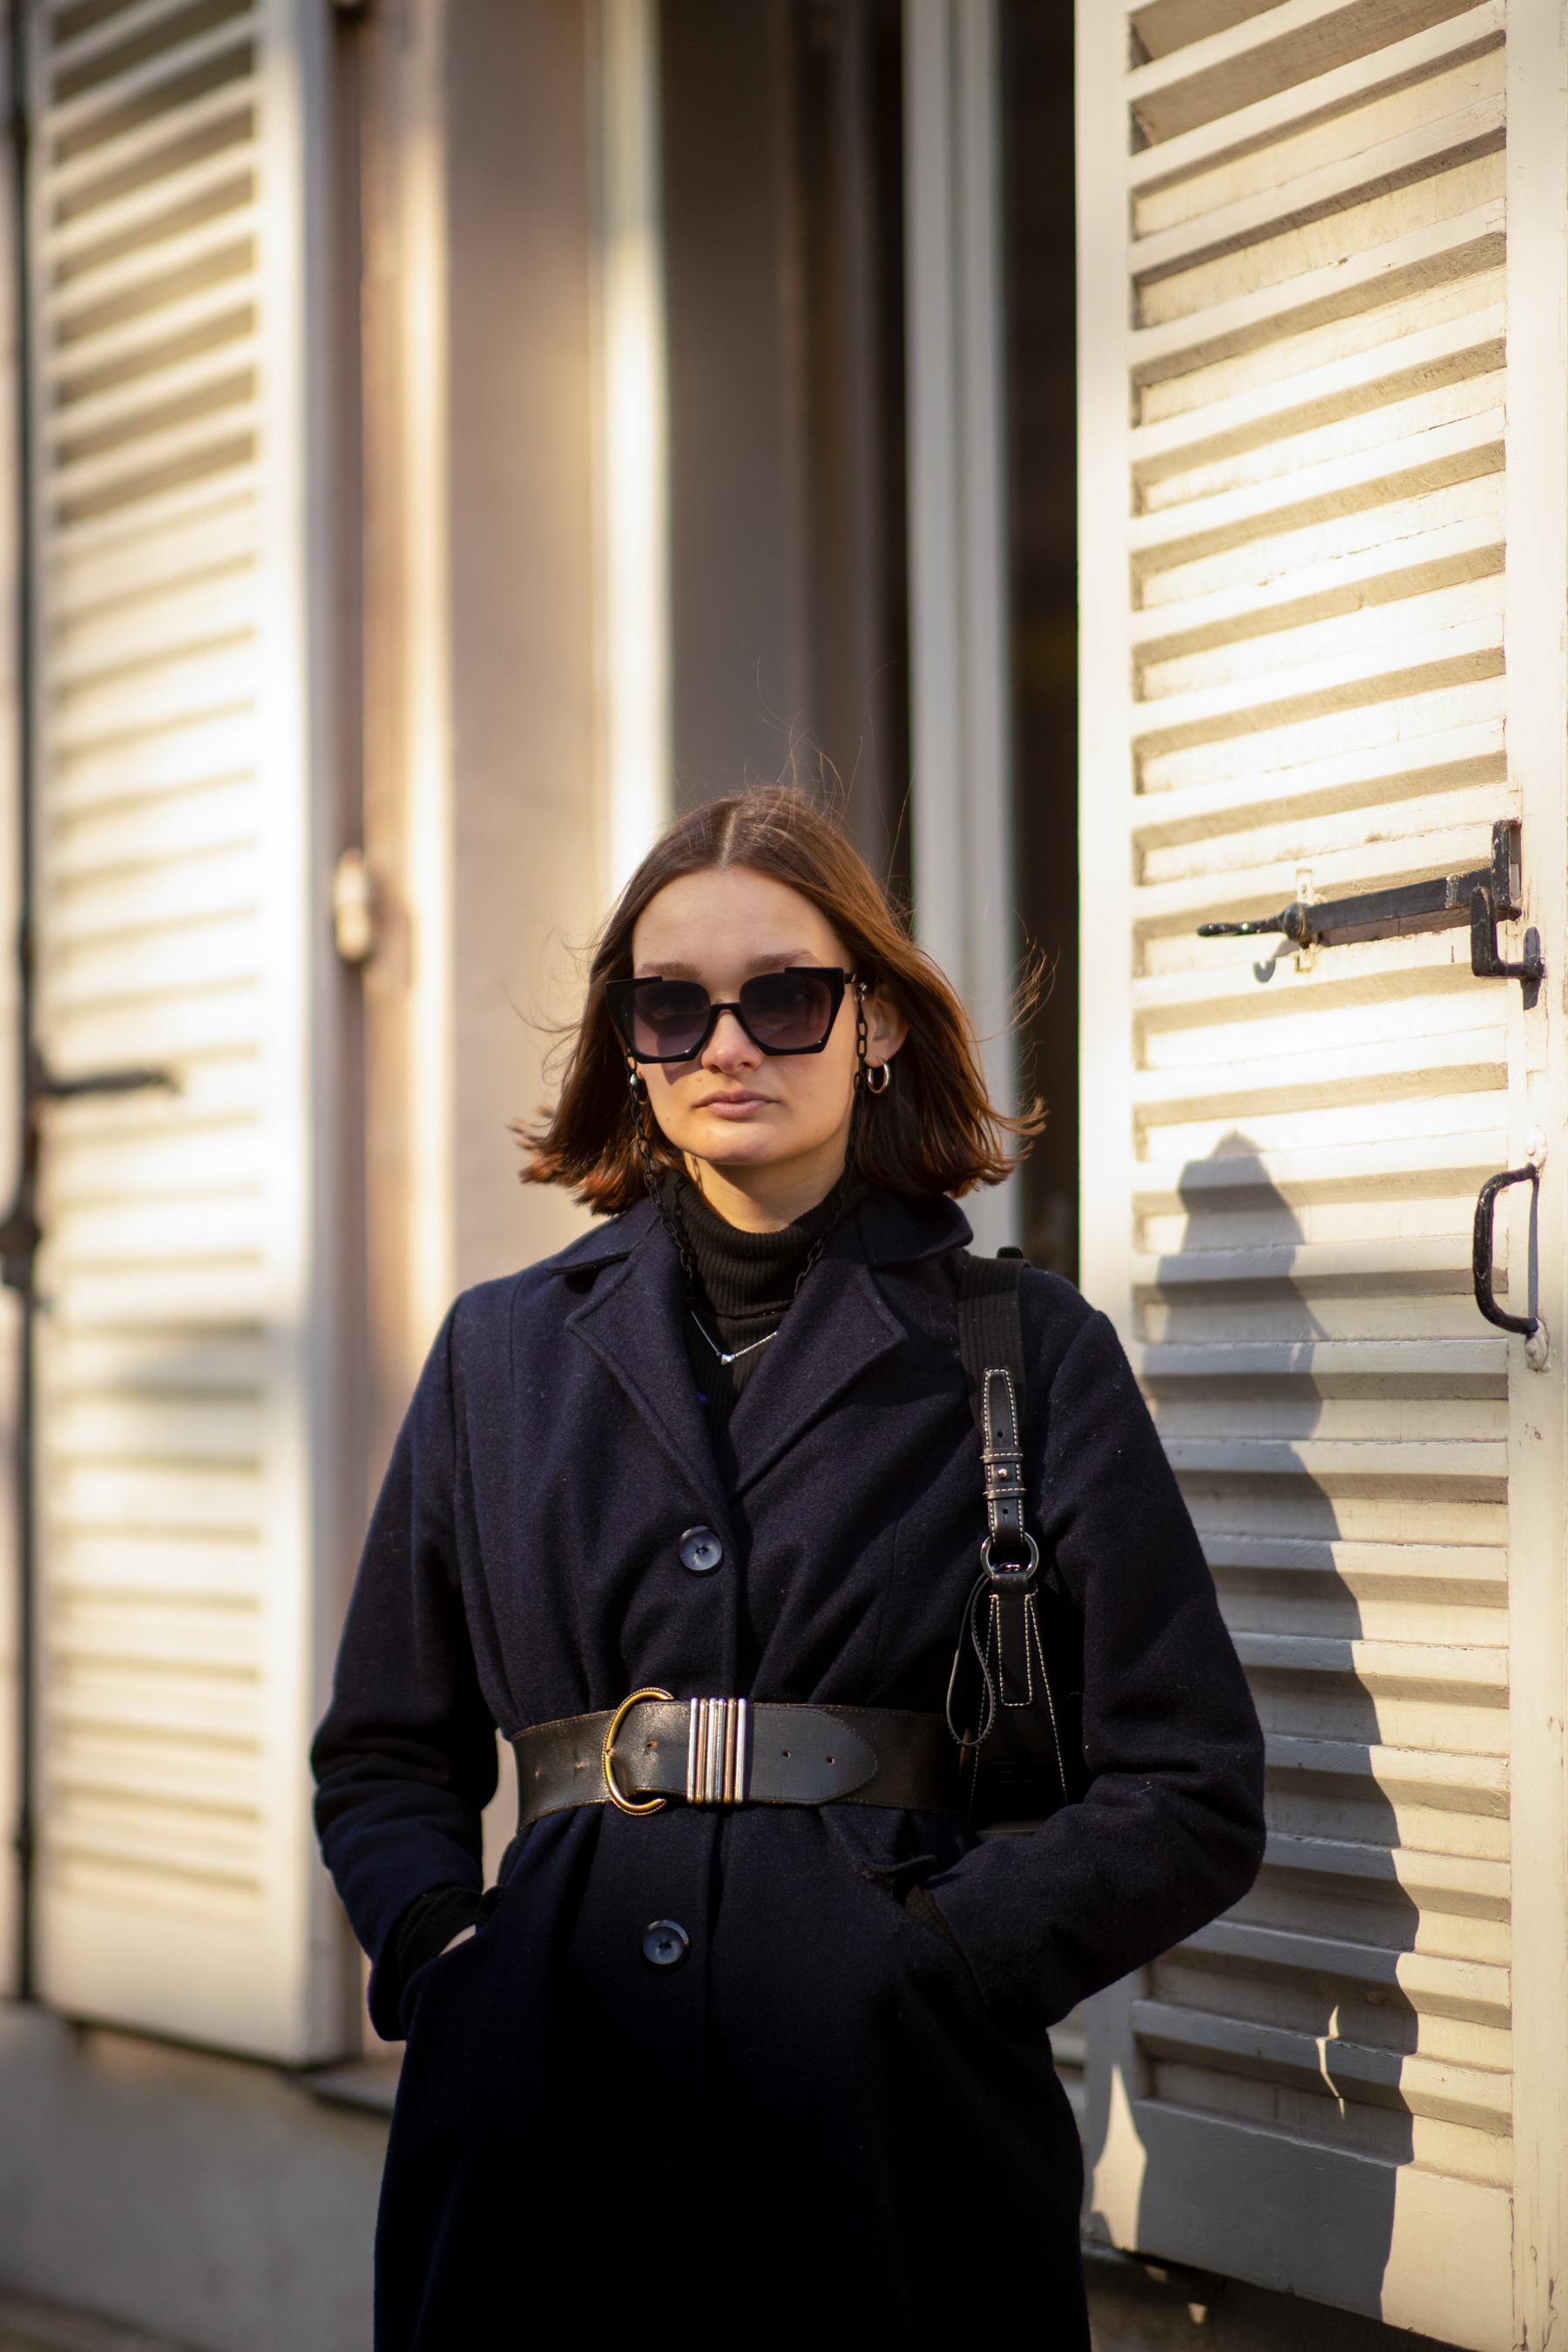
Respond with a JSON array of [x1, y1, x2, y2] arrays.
[[628, 865, 906, 1206]]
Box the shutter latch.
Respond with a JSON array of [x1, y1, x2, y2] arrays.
[[0, 1046, 177, 1296], [1199, 820, 1544, 997]]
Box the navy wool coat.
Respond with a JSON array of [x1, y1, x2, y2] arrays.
[[314, 1190, 1265, 2349]]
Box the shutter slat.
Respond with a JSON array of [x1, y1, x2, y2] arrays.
[[1131, 93, 1504, 276], [1128, 4, 1504, 193], [1128, 0, 1487, 147], [45, 24, 258, 145]]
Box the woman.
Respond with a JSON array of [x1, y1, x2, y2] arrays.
[[314, 787, 1265, 2348]]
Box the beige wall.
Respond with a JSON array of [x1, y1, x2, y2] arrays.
[[445, 0, 603, 1299], [359, 0, 599, 1484]]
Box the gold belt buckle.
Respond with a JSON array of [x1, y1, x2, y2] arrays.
[[602, 1687, 672, 1816]]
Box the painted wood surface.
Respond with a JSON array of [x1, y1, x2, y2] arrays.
[[28, 0, 346, 2062], [1077, 2, 1568, 2342]]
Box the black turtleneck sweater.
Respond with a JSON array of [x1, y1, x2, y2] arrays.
[[673, 1171, 870, 1443]]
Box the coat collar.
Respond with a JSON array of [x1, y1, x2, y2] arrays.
[[544, 1199, 658, 1271], [550, 1186, 972, 1274], [847, 1187, 971, 1267], [558, 1187, 974, 1504]]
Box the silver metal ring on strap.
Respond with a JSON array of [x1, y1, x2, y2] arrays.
[[686, 1694, 748, 1807]]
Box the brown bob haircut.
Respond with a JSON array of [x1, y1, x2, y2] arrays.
[[520, 786, 1040, 1216]]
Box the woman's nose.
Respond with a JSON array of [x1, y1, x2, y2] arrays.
[[701, 1008, 759, 1070]]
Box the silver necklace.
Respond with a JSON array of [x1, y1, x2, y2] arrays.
[[687, 1310, 780, 1368]]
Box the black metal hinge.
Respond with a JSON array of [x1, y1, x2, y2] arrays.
[[0, 1045, 176, 1295], [1199, 820, 1544, 996]]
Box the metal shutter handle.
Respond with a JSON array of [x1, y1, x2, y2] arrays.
[[1474, 1161, 1550, 1369]]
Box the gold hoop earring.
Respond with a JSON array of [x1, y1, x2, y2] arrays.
[[867, 1060, 891, 1097]]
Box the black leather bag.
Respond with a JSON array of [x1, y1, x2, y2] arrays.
[[948, 1249, 1088, 1832]]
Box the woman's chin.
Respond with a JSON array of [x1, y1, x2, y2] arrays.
[[686, 1128, 783, 1168], [684, 1122, 832, 1173]]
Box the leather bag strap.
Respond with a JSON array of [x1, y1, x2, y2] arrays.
[[956, 1249, 1027, 1418], [957, 1249, 1031, 1563]]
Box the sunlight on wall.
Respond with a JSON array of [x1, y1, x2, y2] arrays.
[[595, 0, 672, 906], [1091, 2062, 1149, 2249], [401, 0, 457, 1351], [902, 0, 1017, 1249]]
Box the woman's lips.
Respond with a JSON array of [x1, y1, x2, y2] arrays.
[[696, 1092, 770, 1119]]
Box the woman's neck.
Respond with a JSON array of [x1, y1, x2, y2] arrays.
[[683, 1131, 852, 1231]]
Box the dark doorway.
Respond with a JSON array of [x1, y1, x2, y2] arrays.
[[661, 0, 910, 897], [662, 2, 1079, 1274], [1002, 2, 1078, 1278]]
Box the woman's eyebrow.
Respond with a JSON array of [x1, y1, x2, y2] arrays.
[[630, 950, 824, 980], [747, 950, 821, 973]]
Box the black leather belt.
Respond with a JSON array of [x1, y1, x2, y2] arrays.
[[511, 1695, 961, 1828]]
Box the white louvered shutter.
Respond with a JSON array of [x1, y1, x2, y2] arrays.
[[1077, 3, 1568, 2345], [29, 0, 345, 2061]]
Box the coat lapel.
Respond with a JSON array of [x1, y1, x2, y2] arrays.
[[723, 1235, 908, 1494], [564, 1187, 974, 1506], [724, 1192, 973, 1492], [566, 1208, 724, 1514]]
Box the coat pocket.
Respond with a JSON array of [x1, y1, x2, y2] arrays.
[[397, 1888, 504, 2038], [820, 1807, 977, 1959], [818, 1804, 1048, 2044], [818, 1798, 976, 1889]]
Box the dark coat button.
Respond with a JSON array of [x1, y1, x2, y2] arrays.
[[678, 1525, 724, 1575], [642, 1919, 689, 1970]]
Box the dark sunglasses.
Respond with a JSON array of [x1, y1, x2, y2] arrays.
[[607, 966, 856, 1063]]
